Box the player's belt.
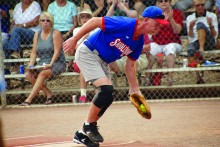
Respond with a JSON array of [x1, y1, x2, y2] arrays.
[[84, 40, 95, 51], [84, 40, 101, 58]]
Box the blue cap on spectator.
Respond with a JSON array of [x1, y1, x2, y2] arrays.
[[142, 6, 169, 25]]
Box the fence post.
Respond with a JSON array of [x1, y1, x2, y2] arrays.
[[0, 92, 7, 108]]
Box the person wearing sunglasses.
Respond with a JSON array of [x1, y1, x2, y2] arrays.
[[186, 0, 218, 84], [145, 0, 183, 86], [69, 9, 94, 103], [20, 12, 66, 106], [63, 6, 169, 147]]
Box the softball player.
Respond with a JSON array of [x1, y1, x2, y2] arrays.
[[63, 6, 168, 147]]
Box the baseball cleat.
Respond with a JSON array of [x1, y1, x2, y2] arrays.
[[73, 130, 99, 147], [83, 122, 104, 143]]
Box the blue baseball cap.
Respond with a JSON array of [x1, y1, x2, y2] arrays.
[[142, 6, 169, 25]]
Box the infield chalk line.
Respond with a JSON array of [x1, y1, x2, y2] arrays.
[[15, 140, 137, 147], [4, 135, 44, 140], [16, 141, 75, 147], [101, 140, 136, 146]]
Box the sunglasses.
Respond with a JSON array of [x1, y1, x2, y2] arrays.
[[80, 15, 91, 19], [158, 0, 169, 3], [195, 3, 205, 7], [41, 19, 50, 22]]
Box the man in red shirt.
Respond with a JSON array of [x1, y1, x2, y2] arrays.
[[146, 0, 183, 86]]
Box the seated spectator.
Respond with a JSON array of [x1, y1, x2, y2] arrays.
[[0, 2, 10, 44], [145, 0, 183, 86], [106, 0, 138, 18], [186, 0, 218, 84], [71, 9, 94, 103], [3, 0, 41, 59], [0, 2, 11, 76], [173, 0, 213, 12], [83, 0, 108, 17], [20, 12, 66, 106], [48, 0, 78, 40]]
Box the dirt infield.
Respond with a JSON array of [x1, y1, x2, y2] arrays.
[[1, 99, 220, 147]]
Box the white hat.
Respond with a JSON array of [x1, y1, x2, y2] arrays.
[[78, 9, 92, 16], [77, 9, 93, 26]]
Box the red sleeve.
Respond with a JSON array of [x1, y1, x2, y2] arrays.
[[101, 17, 105, 31]]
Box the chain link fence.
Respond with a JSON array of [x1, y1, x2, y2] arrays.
[[1, 0, 220, 108]]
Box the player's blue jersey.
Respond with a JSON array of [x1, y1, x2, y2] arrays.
[[86, 16, 144, 64]]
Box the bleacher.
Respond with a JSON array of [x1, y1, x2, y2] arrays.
[[1, 34, 220, 108]]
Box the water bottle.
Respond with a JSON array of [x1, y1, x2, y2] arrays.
[[19, 65, 25, 74], [183, 58, 188, 68]]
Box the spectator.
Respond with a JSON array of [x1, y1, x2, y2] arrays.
[[145, 0, 183, 86], [71, 9, 94, 103], [186, 0, 218, 84], [83, 0, 108, 17], [20, 12, 66, 106], [173, 0, 213, 12], [106, 0, 138, 18], [0, 2, 10, 61], [0, 2, 11, 79], [48, 0, 78, 40], [3, 0, 41, 59], [0, 2, 10, 44]]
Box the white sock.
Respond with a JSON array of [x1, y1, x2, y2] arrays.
[[80, 89, 87, 96], [84, 122, 90, 125]]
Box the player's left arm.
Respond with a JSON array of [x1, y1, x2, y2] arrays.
[[125, 57, 142, 96]]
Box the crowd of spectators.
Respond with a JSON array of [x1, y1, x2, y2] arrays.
[[0, 0, 219, 104]]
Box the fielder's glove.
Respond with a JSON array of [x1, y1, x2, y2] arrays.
[[129, 93, 151, 119]]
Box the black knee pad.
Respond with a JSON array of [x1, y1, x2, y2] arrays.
[[92, 85, 114, 117]]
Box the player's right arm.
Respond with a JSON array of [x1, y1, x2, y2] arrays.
[[63, 17, 103, 53], [125, 57, 142, 96]]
